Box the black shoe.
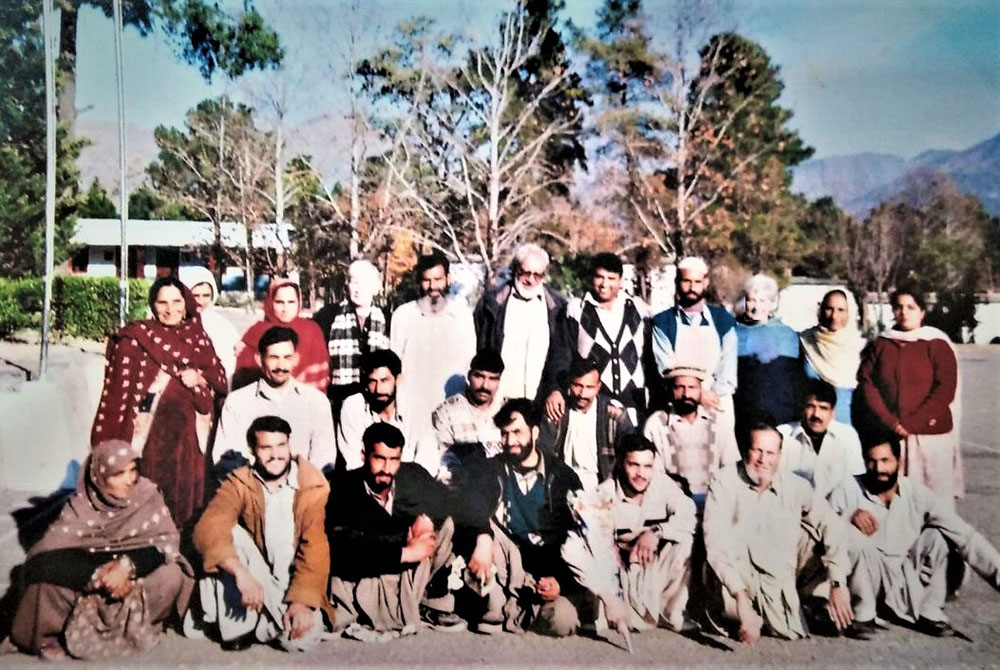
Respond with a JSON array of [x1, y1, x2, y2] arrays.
[[419, 607, 467, 633], [844, 619, 880, 640], [916, 617, 955, 638], [220, 632, 256, 651]]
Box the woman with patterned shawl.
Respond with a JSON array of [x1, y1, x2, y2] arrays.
[[231, 278, 329, 393], [91, 276, 228, 526], [11, 440, 194, 660], [799, 289, 866, 423]]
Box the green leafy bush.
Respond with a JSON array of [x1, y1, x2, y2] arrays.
[[0, 276, 150, 340]]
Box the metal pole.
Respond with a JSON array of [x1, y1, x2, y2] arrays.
[[113, 0, 129, 326], [39, 0, 57, 380]]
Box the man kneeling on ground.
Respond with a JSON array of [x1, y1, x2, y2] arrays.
[[326, 422, 467, 636], [191, 415, 333, 651]]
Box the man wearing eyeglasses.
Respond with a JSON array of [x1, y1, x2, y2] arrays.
[[474, 243, 567, 404]]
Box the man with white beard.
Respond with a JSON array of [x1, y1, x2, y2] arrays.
[[702, 418, 854, 643], [474, 243, 567, 403]]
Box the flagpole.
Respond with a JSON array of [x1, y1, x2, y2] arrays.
[[113, 0, 129, 325], [38, 0, 57, 380]]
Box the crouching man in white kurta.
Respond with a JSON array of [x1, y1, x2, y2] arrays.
[[563, 434, 696, 633]]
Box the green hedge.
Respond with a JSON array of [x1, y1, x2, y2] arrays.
[[0, 276, 150, 339]]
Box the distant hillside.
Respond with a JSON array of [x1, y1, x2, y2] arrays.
[[792, 131, 1000, 218]]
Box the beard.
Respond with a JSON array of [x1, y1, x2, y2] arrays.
[[255, 459, 291, 482], [514, 280, 545, 300], [673, 397, 698, 415], [503, 439, 535, 467], [367, 471, 394, 493], [863, 470, 899, 495], [677, 289, 704, 308], [367, 392, 395, 413]]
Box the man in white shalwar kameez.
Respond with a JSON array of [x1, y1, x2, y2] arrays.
[[563, 435, 696, 633], [703, 419, 854, 643], [829, 437, 1000, 638]]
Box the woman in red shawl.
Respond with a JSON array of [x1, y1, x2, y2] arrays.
[[91, 277, 227, 526], [11, 440, 194, 660], [231, 278, 329, 392]]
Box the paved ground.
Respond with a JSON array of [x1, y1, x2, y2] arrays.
[[0, 340, 998, 668]]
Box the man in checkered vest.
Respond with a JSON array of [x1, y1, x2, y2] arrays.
[[541, 253, 651, 427]]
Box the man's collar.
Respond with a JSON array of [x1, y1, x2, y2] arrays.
[[255, 377, 300, 399], [252, 458, 299, 491]]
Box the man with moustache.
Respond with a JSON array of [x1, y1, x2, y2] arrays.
[[778, 379, 865, 500], [326, 423, 469, 634], [457, 398, 585, 636], [538, 356, 636, 491], [829, 436, 1000, 639], [213, 326, 337, 475], [391, 252, 477, 436], [541, 253, 651, 425], [702, 418, 854, 643], [431, 350, 506, 483], [643, 368, 741, 514], [474, 243, 566, 402], [564, 435, 697, 632], [651, 257, 738, 427], [193, 416, 333, 651], [338, 349, 433, 472]]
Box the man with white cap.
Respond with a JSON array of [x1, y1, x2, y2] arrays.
[[651, 257, 737, 433], [642, 366, 740, 515]]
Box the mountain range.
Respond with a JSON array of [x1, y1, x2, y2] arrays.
[[792, 131, 1000, 218]]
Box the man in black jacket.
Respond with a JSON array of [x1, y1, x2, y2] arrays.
[[456, 398, 586, 636], [473, 243, 566, 404], [537, 356, 636, 491], [325, 422, 468, 634]]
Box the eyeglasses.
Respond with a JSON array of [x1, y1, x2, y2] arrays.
[[516, 270, 545, 281]]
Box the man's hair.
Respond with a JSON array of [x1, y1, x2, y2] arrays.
[[861, 431, 901, 459], [246, 415, 292, 448], [258, 325, 299, 356], [415, 252, 450, 278], [360, 349, 402, 378], [563, 355, 600, 387], [890, 286, 927, 312], [616, 433, 657, 461], [676, 256, 709, 278], [513, 243, 550, 272], [801, 378, 838, 408], [470, 349, 505, 375], [740, 412, 782, 449], [362, 421, 405, 455], [494, 397, 542, 430], [592, 252, 623, 276], [349, 259, 382, 287]]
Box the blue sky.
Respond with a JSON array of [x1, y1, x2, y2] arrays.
[[74, 0, 999, 168]]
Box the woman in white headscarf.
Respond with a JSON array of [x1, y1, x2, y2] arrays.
[[799, 289, 866, 423], [183, 266, 240, 384]]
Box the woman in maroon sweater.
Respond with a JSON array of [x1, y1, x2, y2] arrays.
[[855, 289, 962, 505]]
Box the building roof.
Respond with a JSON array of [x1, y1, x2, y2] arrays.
[[72, 218, 291, 250]]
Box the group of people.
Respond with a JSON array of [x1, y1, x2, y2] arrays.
[[9, 245, 1000, 660]]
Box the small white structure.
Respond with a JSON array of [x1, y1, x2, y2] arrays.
[[69, 218, 292, 282]]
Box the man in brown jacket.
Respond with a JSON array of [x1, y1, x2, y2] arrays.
[[192, 415, 332, 651]]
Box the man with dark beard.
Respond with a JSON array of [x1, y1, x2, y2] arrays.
[[642, 368, 740, 514], [326, 422, 469, 636], [829, 436, 1000, 638], [457, 398, 586, 636], [192, 416, 333, 651], [391, 252, 477, 438], [651, 257, 738, 428], [337, 349, 434, 472]]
